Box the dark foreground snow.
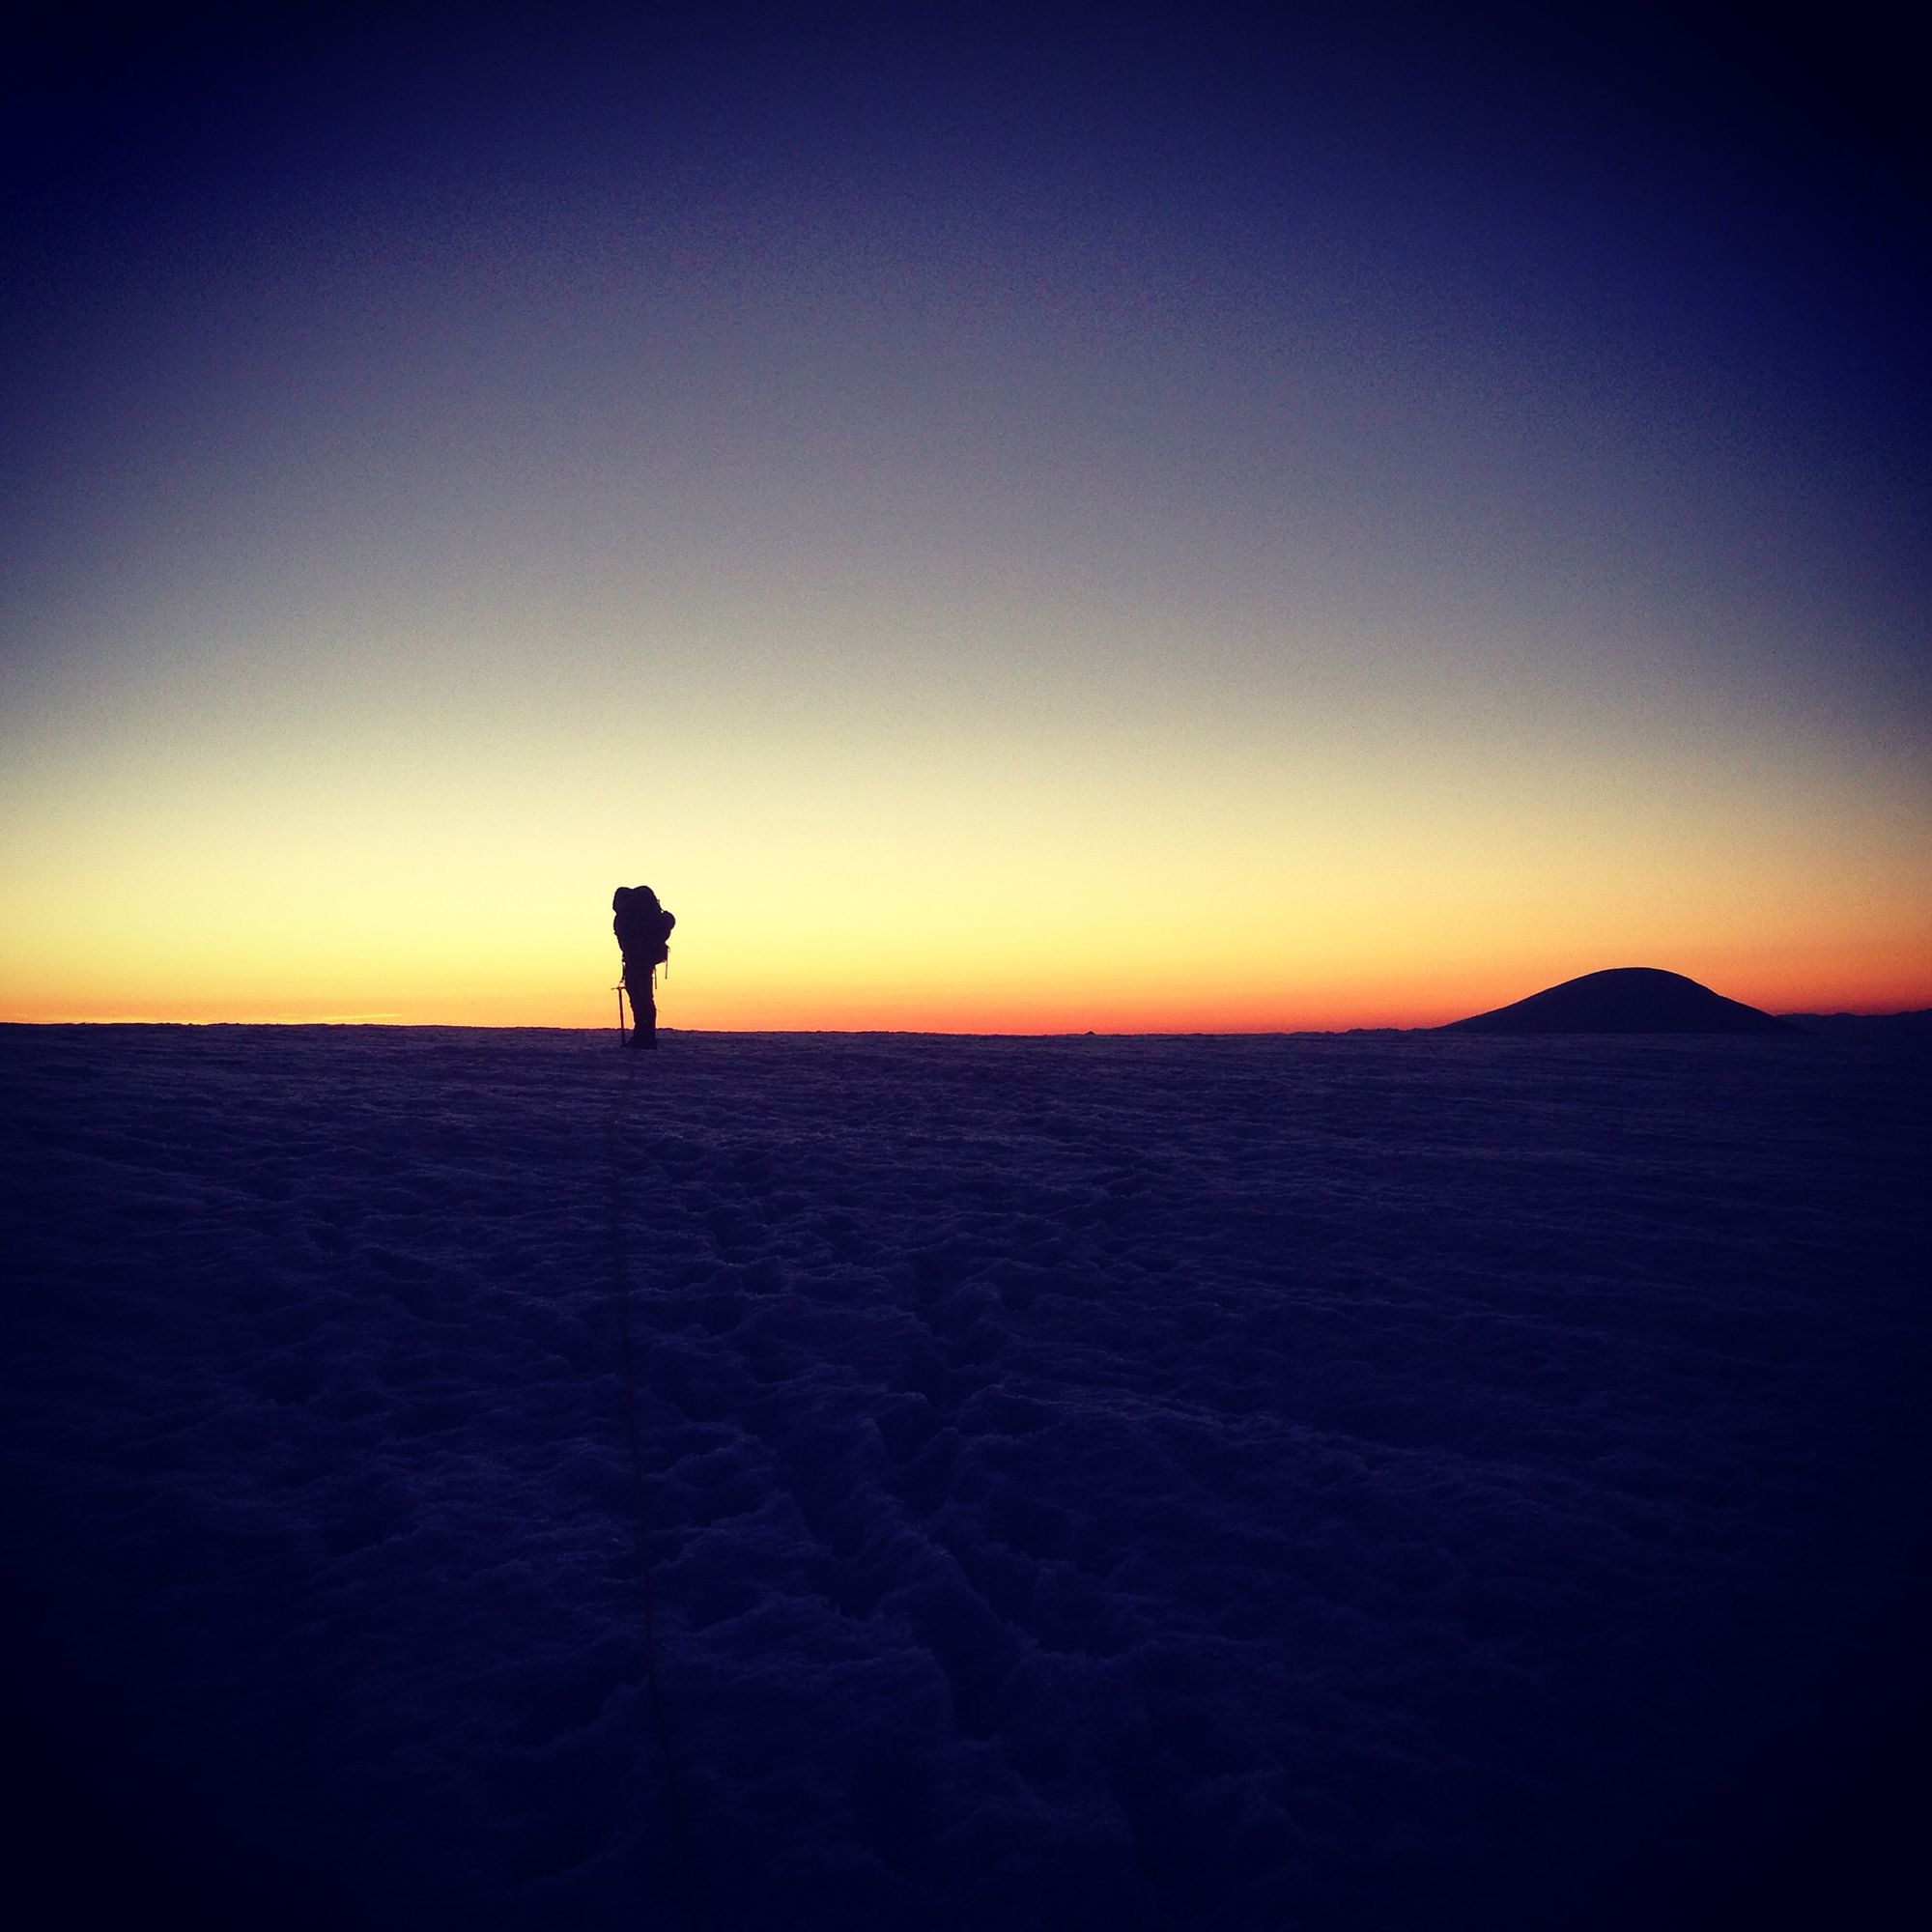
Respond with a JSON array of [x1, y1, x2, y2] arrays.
[[3, 1025, 1926, 1929]]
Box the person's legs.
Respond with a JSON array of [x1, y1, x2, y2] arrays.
[[627, 971, 657, 1048]]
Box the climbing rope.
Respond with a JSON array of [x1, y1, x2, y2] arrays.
[[602, 1048, 703, 1931]]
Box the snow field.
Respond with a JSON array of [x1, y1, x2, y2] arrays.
[[3, 1025, 1926, 1927]]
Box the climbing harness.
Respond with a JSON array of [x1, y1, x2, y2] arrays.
[[602, 1053, 703, 1931]]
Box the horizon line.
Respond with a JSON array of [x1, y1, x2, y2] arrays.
[[6, 1009, 1926, 1037]]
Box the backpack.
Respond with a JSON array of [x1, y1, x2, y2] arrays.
[[614, 887, 674, 967]]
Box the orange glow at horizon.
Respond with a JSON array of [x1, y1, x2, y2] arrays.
[[7, 911, 1927, 1035]]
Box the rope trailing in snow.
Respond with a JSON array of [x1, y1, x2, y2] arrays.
[[603, 1049, 704, 1932]]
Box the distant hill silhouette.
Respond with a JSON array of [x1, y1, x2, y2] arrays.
[[1440, 967, 1798, 1036]]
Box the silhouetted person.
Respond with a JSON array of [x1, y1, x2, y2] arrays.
[[612, 885, 675, 1048]]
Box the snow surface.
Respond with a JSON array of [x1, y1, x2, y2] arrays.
[[3, 1025, 1926, 1929]]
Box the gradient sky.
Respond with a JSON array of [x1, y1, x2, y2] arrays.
[[4, 5, 1927, 1029]]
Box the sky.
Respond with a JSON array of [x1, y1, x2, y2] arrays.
[[4, 3, 1927, 1030]]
